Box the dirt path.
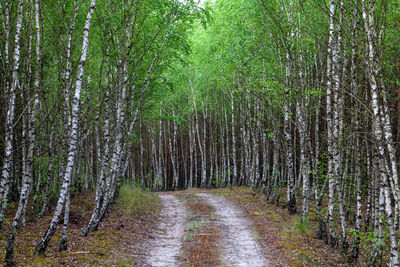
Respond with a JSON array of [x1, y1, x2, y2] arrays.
[[145, 194, 186, 267], [197, 192, 269, 267], [144, 191, 269, 267]]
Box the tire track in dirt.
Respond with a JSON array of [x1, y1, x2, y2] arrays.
[[197, 192, 269, 267], [181, 193, 222, 266], [145, 194, 186, 267]]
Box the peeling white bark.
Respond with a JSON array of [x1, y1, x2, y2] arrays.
[[34, 0, 96, 255], [0, 0, 24, 230]]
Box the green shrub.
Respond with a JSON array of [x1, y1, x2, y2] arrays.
[[291, 215, 310, 234], [118, 183, 159, 215]]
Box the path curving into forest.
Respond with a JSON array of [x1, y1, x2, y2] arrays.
[[197, 192, 269, 267], [145, 194, 186, 267]]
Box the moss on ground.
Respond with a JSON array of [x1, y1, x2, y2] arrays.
[[0, 187, 161, 266]]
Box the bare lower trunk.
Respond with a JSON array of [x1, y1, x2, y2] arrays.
[[59, 190, 70, 251], [284, 110, 296, 214], [188, 118, 194, 188], [39, 134, 54, 218], [0, 0, 24, 230], [362, 0, 399, 264], [231, 94, 237, 186], [34, 0, 96, 255]]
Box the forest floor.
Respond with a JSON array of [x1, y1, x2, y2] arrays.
[[0, 186, 358, 266], [0, 186, 161, 266]]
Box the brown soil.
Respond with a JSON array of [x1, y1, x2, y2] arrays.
[[178, 191, 222, 267], [0, 190, 160, 266]]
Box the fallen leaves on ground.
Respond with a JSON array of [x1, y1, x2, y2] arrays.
[[178, 191, 222, 267], [0, 190, 160, 266]]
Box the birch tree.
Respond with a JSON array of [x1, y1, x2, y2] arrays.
[[34, 0, 96, 254], [0, 0, 24, 230]]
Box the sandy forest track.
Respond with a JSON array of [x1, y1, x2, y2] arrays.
[[197, 193, 269, 267], [144, 191, 268, 267], [145, 194, 187, 266]]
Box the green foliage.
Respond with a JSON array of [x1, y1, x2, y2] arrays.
[[291, 215, 310, 234], [118, 183, 159, 216], [348, 227, 389, 251], [212, 173, 224, 188], [117, 257, 137, 267], [185, 219, 205, 240]]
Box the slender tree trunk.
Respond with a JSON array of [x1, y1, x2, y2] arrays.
[[270, 129, 280, 203], [59, 189, 70, 251], [326, 0, 339, 248], [82, 72, 111, 236], [5, 0, 42, 262], [188, 117, 194, 188], [224, 107, 231, 186], [298, 98, 310, 218], [39, 132, 54, 218], [201, 108, 207, 187], [362, 1, 399, 264], [0, 0, 24, 230], [169, 118, 178, 189], [159, 118, 164, 189], [34, 0, 96, 254], [284, 109, 296, 214], [231, 93, 237, 186]]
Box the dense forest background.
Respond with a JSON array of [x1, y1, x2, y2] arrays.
[[0, 0, 399, 265]]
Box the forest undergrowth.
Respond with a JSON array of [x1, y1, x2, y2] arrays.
[[0, 186, 160, 266]]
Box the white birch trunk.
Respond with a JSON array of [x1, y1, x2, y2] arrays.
[[298, 99, 310, 218], [350, 5, 361, 259], [326, 0, 339, 248], [224, 107, 231, 186], [188, 117, 194, 188], [253, 98, 261, 189], [362, 0, 399, 264], [174, 112, 179, 188], [368, 166, 385, 266], [231, 94, 237, 186], [221, 117, 226, 186], [0, 0, 24, 230], [59, 189, 70, 251], [82, 73, 111, 236], [6, 1, 42, 260], [336, 0, 347, 252], [34, 0, 96, 254], [270, 131, 280, 203], [201, 108, 207, 187], [261, 114, 268, 192], [169, 119, 178, 189], [159, 118, 164, 189], [151, 128, 160, 190]]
